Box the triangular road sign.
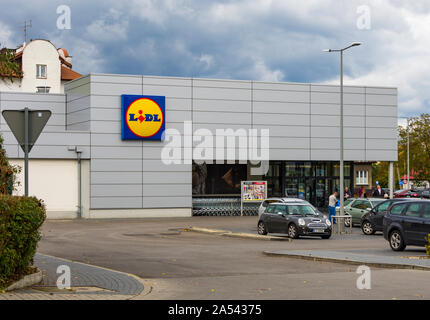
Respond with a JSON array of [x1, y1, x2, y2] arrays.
[[2, 109, 51, 152]]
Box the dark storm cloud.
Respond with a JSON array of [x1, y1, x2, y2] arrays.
[[0, 0, 429, 116]]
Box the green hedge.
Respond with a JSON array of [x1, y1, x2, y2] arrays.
[[0, 195, 46, 289]]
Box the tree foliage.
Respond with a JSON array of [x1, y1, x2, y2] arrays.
[[0, 46, 23, 82], [373, 114, 430, 188]]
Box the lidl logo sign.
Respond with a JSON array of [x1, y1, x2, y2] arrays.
[[121, 95, 165, 140]]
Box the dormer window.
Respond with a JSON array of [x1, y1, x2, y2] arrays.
[[36, 64, 47, 79]]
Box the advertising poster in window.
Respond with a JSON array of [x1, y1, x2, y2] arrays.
[[241, 181, 267, 202]]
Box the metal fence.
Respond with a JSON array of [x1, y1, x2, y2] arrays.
[[192, 198, 260, 216]]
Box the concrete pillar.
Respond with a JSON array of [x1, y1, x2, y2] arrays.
[[388, 162, 394, 199]]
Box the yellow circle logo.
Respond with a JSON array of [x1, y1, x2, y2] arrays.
[[125, 98, 164, 138]]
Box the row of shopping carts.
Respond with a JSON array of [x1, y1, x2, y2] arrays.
[[192, 198, 260, 216]]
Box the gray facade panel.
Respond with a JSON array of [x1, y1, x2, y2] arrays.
[[91, 197, 142, 209], [141, 196, 191, 208]]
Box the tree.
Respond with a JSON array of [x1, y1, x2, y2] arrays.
[[398, 114, 430, 184], [372, 113, 430, 188], [0, 46, 23, 82]]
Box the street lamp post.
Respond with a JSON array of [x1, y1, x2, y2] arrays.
[[324, 42, 361, 218]]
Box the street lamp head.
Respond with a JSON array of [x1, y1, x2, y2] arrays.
[[351, 42, 361, 47], [323, 49, 332, 52]]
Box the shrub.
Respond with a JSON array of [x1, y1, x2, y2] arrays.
[[0, 195, 46, 289], [0, 134, 20, 195], [426, 234, 430, 258]]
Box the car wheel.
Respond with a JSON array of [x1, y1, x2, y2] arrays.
[[257, 221, 267, 235], [288, 224, 299, 239], [344, 216, 351, 227], [362, 221, 375, 235], [389, 230, 406, 251]]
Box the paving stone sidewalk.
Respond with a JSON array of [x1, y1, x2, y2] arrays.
[[0, 253, 145, 300]]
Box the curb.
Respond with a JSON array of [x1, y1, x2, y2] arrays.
[[185, 227, 291, 241], [6, 269, 43, 292], [263, 251, 430, 271]]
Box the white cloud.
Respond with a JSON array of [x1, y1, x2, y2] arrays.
[[86, 9, 129, 42], [0, 20, 14, 48]]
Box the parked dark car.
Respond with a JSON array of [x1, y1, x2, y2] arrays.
[[405, 189, 430, 199], [394, 189, 412, 198], [360, 198, 415, 235], [257, 203, 332, 239], [383, 200, 430, 251]]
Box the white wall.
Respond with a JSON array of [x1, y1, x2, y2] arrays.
[[0, 78, 22, 92], [9, 159, 78, 218], [21, 40, 62, 93]]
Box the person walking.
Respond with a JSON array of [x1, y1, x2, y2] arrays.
[[373, 184, 384, 198], [328, 191, 338, 224], [359, 186, 365, 198], [344, 186, 352, 201]]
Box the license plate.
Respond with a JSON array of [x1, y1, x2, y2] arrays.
[[313, 228, 325, 233]]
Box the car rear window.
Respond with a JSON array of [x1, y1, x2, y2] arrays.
[[390, 202, 408, 215]]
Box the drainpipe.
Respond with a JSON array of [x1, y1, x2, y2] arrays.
[[68, 146, 83, 218]]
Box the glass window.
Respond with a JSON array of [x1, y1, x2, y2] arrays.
[[285, 163, 297, 177], [266, 205, 276, 213], [370, 200, 385, 208], [405, 203, 423, 217], [285, 179, 298, 197], [275, 205, 287, 214], [352, 200, 366, 209], [423, 204, 430, 219], [374, 201, 390, 213], [314, 163, 326, 177], [344, 199, 355, 207], [390, 203, 408, 215], [297, 162, 311, 176], [287, 205, 316, 215], [36, 64, 47, 78], [356, 170, 369, 185]]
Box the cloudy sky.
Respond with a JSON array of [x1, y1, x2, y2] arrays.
[[0, 0, 429, 118]]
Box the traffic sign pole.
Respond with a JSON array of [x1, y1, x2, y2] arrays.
[[2, 108, 51, 197], [24, 107, 29, 196]]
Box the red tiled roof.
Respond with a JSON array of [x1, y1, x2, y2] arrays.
[[61, 65, 82, 80]]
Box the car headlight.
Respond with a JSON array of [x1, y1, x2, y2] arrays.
[[325, 219, 332, 226], [298, 218, 306, 226]]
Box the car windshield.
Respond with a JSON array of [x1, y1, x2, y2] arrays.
[[288, 205, 317, 216]]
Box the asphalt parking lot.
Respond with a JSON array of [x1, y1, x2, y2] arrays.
[[36, 216, 430, 299]]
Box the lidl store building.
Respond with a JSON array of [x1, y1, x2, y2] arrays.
[[0, 74, 398, 219]]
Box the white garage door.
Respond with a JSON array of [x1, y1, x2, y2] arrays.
[[9, 159, 78, 219]]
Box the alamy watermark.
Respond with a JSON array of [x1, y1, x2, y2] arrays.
[[56, 265, 71, 289], [57, 5, 71, 30], [356, 5, 371, 30], [356, 265, 371, 290], [160, 121, 270, 175]]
